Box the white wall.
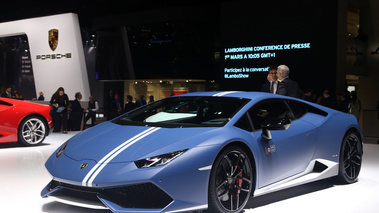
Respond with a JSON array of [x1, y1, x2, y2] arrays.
[[0, 13, 90, 101]]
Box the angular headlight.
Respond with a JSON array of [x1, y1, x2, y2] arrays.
[[134, 149, 188, 168], [56, 140, 68, 158]]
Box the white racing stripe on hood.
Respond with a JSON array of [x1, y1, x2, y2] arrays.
[[213, 91, 237, 97], [82, 127, 161, 187]]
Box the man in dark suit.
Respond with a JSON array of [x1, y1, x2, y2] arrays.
[[109, 93, 122, 119], [320, 89, 338, 110], [276, 65, 304, 99], [261, 66, 278, 93], [1, 86, 13, 98], [124, 95, 136, 113], [70, 92, 84, 131], [337, 91, 349, 113]]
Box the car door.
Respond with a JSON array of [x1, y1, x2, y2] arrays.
[[0, 99, 15, 138], [248, 99, 317, 187]]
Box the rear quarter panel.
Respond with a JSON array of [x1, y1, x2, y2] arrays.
[[308, 111, 361, 162], [0, 98, 51, 143]]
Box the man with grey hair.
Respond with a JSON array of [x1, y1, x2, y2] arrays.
[[276, 65, 304, 99]]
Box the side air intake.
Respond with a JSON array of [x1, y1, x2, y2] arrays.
[[313, 160, 328, 173]]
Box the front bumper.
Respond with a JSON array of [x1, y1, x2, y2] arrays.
[[41, 180, 174, 212], [42, 145, 220, 213]]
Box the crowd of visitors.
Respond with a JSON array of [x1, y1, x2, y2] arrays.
[[0, 86, 100, 133], [0, 66, 365, 134], [260, 65, 362, 121]]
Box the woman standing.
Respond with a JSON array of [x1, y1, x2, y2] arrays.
[[349, 91, 361, 122], [50, 87, 69, 133]]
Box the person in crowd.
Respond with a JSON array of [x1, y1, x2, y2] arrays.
[[124, 95, 136, 113], [70, 92, 84, 131], [148, 95, 155, 103], [261, 65, 278, 94], [337, 91, 349, 113], [349, 91, 361, 121], [13, 89, 23, 99], [84, 96, 99, 127], [319, 89, 338, 110], [106, 89, 114, 120], [135, 94, 147, 107], [109, 93, 122, 119], [1, 86, 13, 98], [276, 65, 304, 98], [38, 91, 45, 100], [66, 101, 73, 130], [303, 88, 314, 102], [50, 87, 69, 133]]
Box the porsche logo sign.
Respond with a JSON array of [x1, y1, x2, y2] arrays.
[[48, 29, 59, 51], [36, 29, 72, 60]]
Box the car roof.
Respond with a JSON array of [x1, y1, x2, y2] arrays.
[[176, 91, 289, 102], [176, 91, 337, 114]]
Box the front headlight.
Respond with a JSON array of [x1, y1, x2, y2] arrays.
[[56, 140, 68, 158], [134, 149, 188, 168]]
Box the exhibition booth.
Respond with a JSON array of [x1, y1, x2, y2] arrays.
[[1, 1, 379, 213]]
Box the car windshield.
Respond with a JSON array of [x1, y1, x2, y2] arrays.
[[113, 96, 249, 127]]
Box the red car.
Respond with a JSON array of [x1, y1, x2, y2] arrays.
[[0, 97, 52, 146]]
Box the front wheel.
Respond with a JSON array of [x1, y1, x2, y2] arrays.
[[18, 116, 48, 146], [337, 131, 363, 184], [208, 146, 254, 213]]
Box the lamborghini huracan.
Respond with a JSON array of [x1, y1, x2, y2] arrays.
[[41, 91, 363, 213], [0, 97, 52, 146]]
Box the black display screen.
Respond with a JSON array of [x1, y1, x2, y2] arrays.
[[0, 34, 36, 99], [219, 1, 338, 93]]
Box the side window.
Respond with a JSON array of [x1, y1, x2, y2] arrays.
[[234, 113, 253, 132], [0, 100, 12, 106], [285, 100, 307, 119], [248, 99, 292, 130]]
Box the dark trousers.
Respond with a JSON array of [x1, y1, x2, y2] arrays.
[[70, 113, 83, 131], [52, 110, 67, 132], [85, 111, 96, 126]]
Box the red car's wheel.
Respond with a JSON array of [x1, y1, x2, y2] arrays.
[[18, 116, 47, 146]]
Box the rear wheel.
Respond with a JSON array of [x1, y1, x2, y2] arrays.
[[18, 116, 47, 146], [337, 131, 363, 184], [208, 146, 253, 213]]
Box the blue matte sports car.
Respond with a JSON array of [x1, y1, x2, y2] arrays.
[[41, 91, 363, 213]]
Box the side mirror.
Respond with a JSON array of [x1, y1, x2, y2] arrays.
[[261, 118, 291, 140]]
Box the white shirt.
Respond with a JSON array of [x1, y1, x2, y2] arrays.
[[270, 81, 278, 94]]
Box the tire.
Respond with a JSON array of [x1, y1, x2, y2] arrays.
[[337, 131, 363, 184], [18, 116, 48, 146], [208, 146, 253, 213]]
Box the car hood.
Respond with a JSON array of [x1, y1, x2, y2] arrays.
[[64, 122, 219, 163]]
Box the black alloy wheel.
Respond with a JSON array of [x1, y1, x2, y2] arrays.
[[209, 146, 253, 213], [337, 131, 363, 184]]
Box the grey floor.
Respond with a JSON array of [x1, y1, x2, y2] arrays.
[[0, 131, 377, 213]]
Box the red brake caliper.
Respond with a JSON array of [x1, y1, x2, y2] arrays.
[[237, 166, 243, 194], [233, 165, 243, 200]]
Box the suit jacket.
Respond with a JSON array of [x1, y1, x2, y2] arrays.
[[71, 99, 84, 116], [261, 82, 270, 93], [320, 96, 338, 110], [261, 81, 278, 93], [276, 78, 304, 99], [124, 101, 136, 113], [1, 91, 12, 98]]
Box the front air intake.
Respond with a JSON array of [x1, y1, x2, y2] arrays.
[[51, 181, 173, 209]]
